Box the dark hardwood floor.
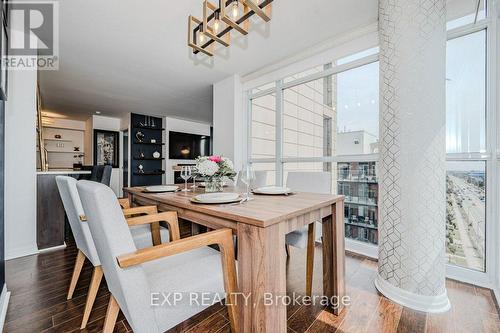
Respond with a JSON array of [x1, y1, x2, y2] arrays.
[[4, 222, 500, 333]]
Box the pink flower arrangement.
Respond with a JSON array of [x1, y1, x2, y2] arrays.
[[208, 155, 222, 163], [196, 155, 236, 179]]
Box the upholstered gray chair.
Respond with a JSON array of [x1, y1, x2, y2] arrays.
[[56, 176, 170, 329], [284, 171, 331, 296], [76, 180, 239, 333]]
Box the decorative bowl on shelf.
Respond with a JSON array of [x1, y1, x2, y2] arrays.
[[153, 151, 161, 159]]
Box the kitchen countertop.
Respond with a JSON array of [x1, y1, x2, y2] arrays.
[[36, 170, 92, 175]]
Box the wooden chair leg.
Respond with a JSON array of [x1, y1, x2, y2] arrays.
[[285, 244, 291, 257], [67, 250, 85, 300], [103, 295, 120, 333], [306, 223, 315, 296], [81, 266, 104, 329], [219, 233, 239, 333]]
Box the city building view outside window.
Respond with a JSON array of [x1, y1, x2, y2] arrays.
[[250, 58, 380, 246]]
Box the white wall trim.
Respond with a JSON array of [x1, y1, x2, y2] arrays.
[[37, 243, 67, 254], [0, 284, 11, 331], [375, 274, 451, 313], [5, 245, 38, 261]]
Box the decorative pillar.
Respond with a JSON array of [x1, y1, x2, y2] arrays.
[[376, 0, 450, 312]]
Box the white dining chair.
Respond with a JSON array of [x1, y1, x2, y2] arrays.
[[56, 176, 171, 329], [285, 171, 332, 296], [76, 180, 239, 333], [236, 170, 269, 188]]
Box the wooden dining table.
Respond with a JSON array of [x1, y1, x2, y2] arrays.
[[124, 186, 346, 333]]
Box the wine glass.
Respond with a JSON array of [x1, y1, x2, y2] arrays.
[[180, 166, 192, 192], [240, 165, 255, 200], [191, 167, 198, 190]]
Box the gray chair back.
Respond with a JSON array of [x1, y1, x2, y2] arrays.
[[236, 170, 269, 188], [286, 172, 331, 243], [77, 180, 157, 332], [56, 176, 100, 266], [286, 171, 332, 194]]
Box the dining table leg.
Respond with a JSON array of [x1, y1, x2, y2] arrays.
[[237, 222, 287, 333], [321, 200, 346, 315]]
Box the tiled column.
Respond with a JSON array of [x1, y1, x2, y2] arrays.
[[375, 0, 450, 312]]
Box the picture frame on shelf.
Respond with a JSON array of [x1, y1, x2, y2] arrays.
[[94, 129, 119, 168]]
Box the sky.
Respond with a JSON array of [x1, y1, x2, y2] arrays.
[[334, 17, 486, 155]]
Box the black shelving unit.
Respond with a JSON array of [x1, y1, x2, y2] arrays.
[[133, 142, 165, 145], [133, 171, 165, 176], [133, 158, 165, 161], [130, 113, 165, 186]]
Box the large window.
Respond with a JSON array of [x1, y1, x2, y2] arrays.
[[446, 30, 486, 154], [249, 56, 380, 247], [246, 2, 495, 282], [250, 93, 276, 159], [445, 29, 487, 272], [336, 61, 379, 154], [446, 161, 486, 271]]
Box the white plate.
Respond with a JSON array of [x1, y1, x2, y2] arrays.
[[191, 192, 241, 204], [253, 186, 292, 195], [144, 185, 179, 193]]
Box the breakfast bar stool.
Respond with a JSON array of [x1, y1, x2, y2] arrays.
[[56, 176, 172, 329]]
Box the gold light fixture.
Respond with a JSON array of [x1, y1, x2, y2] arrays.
[[188, 0, 273, 57]]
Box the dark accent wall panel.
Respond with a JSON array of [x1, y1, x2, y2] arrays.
[[130, 113, 165, 187]]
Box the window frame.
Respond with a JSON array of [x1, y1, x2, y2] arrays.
[[244, 2, 498, 287]]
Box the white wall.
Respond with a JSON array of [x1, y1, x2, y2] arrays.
[[92, 115, 123, 196], [213, 75, 245, 171], [165, 117, 211, 184], [5, 62, 38, 260], [495, 0, 500, 299], [44, 118, 86, 131]]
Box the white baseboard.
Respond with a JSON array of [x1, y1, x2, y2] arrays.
[[6, 242, 67, 260], [5, 245, 38, 261], [375, 274, 451, 313], [38, 243, 67, 254], [0, 284, 10, 331]]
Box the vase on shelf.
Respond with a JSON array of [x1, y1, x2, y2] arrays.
[[204, 177, 224, 193]]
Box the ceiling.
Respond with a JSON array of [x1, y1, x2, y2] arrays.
[[39, 0, 378, 123]]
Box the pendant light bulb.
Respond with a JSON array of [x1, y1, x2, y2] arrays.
[[199, 28, 206, 43], [213, 12, 220, 33], [231, 1, 239, 18]]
